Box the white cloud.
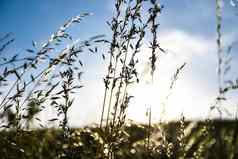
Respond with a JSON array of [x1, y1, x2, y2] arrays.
[[127, 29, 238, 123], [65, 29, 238, 126], [160, 30, 216, 58]]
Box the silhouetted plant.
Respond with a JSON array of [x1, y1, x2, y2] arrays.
[[1, 1, 238, 159]]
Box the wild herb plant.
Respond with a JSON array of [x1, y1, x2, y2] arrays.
[[0, 13, 105, 158], [98, 0, 163, 158]]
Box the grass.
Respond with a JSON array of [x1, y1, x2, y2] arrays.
[[0, 120, 238, 158], [0, 0, 238, 158]]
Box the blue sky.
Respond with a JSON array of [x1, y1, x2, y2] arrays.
[[1, 0, 238, 126], [0, 0, 111, 49]]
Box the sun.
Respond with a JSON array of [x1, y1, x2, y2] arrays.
[[127, 79, 186, 123]]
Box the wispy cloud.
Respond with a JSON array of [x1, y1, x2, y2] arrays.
[[64, 29, 238, 126], [127, 29, 238, 123]]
